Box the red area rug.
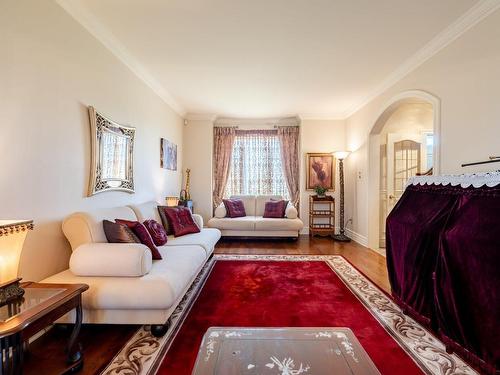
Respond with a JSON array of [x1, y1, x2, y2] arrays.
[[101, 255, 476, 375], [159, 259, 420, 374]]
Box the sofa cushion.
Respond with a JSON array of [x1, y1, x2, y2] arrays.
[[229, 195, 256, 216], [254, 217, 304, 231], [223, 199, 246, 218], [207, 216, 257, 231], [165, 228, 221, 257], [70, 243, 152, 277], [263, 200, 288, 218], [63, 207, 138, 250], [256, 195, 283, 216], [163, 207, 201, 237], [103, 220, 141, 244], [143, 219, 168, 246], [43, 245, 206, 310], [128, 201, 162, 223], [116, 219, 163, 260], [157, 205, 174, 235]]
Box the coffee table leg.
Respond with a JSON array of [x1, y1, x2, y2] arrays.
[[67, 297, 83, 368]]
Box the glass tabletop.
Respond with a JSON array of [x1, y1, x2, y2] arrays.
[[0, 288, 65, 322]]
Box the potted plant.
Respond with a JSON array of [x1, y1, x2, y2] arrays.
[[314, 185, 328, 198]]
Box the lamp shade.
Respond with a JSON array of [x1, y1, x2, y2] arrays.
[[165, 196, 179, 207], [333, 151, 351, 160], [0, 220, 33, 283]]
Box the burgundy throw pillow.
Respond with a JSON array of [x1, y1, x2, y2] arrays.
[[223, 199, 246, 218], [103, 220, 141, 243], [157, 205, 175, 235], [143, 219, 168, 246], [263, 200, 288, 218], [115, 219, 163, 260], [163, 207, 201, 237]]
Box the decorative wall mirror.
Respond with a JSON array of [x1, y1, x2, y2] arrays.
[[88, 106, 135, 196]]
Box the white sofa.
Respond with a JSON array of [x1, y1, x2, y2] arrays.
[[207, 195, 303, 237], [42, 201, 221, 336]]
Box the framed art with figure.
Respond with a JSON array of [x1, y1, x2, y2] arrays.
[[306, 153, 335, 190], [160, 138, 177, 171]]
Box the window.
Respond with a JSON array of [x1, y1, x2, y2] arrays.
[[224, 130, 289, 199]]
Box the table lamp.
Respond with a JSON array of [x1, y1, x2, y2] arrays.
[[332, 151, 351, 242], [0, 220, 33, 305], [165, 196, 179, 207]]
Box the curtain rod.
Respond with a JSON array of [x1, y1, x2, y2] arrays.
[[461, 156, 500, 167]]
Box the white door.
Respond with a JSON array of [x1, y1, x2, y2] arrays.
[[379, 133, 425, 248]]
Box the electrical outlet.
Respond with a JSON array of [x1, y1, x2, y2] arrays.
[[357, 171, 362, 179]]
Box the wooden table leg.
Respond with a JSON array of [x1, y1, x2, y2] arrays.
[[66, 297, 83, 372]]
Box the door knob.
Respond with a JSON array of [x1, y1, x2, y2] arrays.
[[388, 194, 395, 199]]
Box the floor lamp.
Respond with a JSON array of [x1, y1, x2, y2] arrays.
[[333, 151, 351, 242]]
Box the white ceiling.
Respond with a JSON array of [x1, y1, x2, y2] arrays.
[[61, 0, 482, 118]]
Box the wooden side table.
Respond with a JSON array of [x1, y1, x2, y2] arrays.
[[0, 282, 89, 374], [309, 195, 335, 237]]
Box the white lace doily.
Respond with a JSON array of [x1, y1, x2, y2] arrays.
[[406, 171, 500, 188]]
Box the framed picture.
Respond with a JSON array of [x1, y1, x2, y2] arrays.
[[306, 153, 335, 190], [160, 138, 177, 171]]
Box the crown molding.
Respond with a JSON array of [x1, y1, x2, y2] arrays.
[[55, 0, 185, 116], [299, 113, 345, 121], [343, 0, 500, 119], [215, 116, 301, 127], [184, 113, 218, 122]]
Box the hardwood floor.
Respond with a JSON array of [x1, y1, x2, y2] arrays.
[[25, 235, 389, 374]]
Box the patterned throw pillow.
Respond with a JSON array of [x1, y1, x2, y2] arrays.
[[158, 205, 175, 235], [263, 200, 288, 218], [223, 199, 246, 218], [143, 219, 168, 246], [163, 207, 201, 237], [115, 219, 163, 260], [103, 220, 141, 243]]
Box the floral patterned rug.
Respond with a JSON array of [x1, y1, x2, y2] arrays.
[[100, 255, 476, 375]]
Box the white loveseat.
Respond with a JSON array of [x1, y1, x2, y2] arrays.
[[42, 201, 221, 336], [207, 195, 303, 237]]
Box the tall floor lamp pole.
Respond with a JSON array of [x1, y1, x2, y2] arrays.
[[333, 151, 351, 242]]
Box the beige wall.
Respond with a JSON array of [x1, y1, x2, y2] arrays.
[[0, 0, 184, 281], [183, 118, 346, 233], [344, 8, 500, 246], [300, 120, 346, 233]]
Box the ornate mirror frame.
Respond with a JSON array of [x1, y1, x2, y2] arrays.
[[88, 106, 135, 196]]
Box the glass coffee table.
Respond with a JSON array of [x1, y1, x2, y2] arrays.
[[192, 327, 381, 374]]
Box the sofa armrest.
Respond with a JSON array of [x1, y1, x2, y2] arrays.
[[214, 202, 227, 218], [192, 213, 204, 229], [285, 202, 298, 219], [69, 243, 152, 277]]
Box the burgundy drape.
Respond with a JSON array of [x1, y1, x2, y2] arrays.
[[386, 183, 500, 374]]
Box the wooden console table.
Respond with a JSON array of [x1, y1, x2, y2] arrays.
[[309, 195, 335, 237], [0, 282, 89, 374], [192, 327, 380, 374]]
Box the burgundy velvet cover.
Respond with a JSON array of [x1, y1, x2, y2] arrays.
[[386, 184, 457, 327], [159, 260, 423, 375], [387, 183, 500, 374], [434, 187, 500, 373], [143, 219, 168, 246], [223, 199, 246, 218], [163, 207, 201, 237], [263, 200, 288, 218], [115, 219, 163, 260]]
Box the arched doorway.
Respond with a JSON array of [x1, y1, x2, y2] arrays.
[[367, 90, 441, 253]]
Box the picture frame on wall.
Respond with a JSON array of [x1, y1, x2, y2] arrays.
[[160, 138, 177, 171], [306, 153, 335, 190]]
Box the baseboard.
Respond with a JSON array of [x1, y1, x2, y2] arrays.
[[345, 229, 368, 247]]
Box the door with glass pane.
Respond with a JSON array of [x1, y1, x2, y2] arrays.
[[379, 133, 424, 248]]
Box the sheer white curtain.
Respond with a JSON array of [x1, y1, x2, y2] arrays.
[[224, 130, 290, 199]]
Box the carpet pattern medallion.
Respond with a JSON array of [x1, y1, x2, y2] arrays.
[[100, 255, 476, 375]]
